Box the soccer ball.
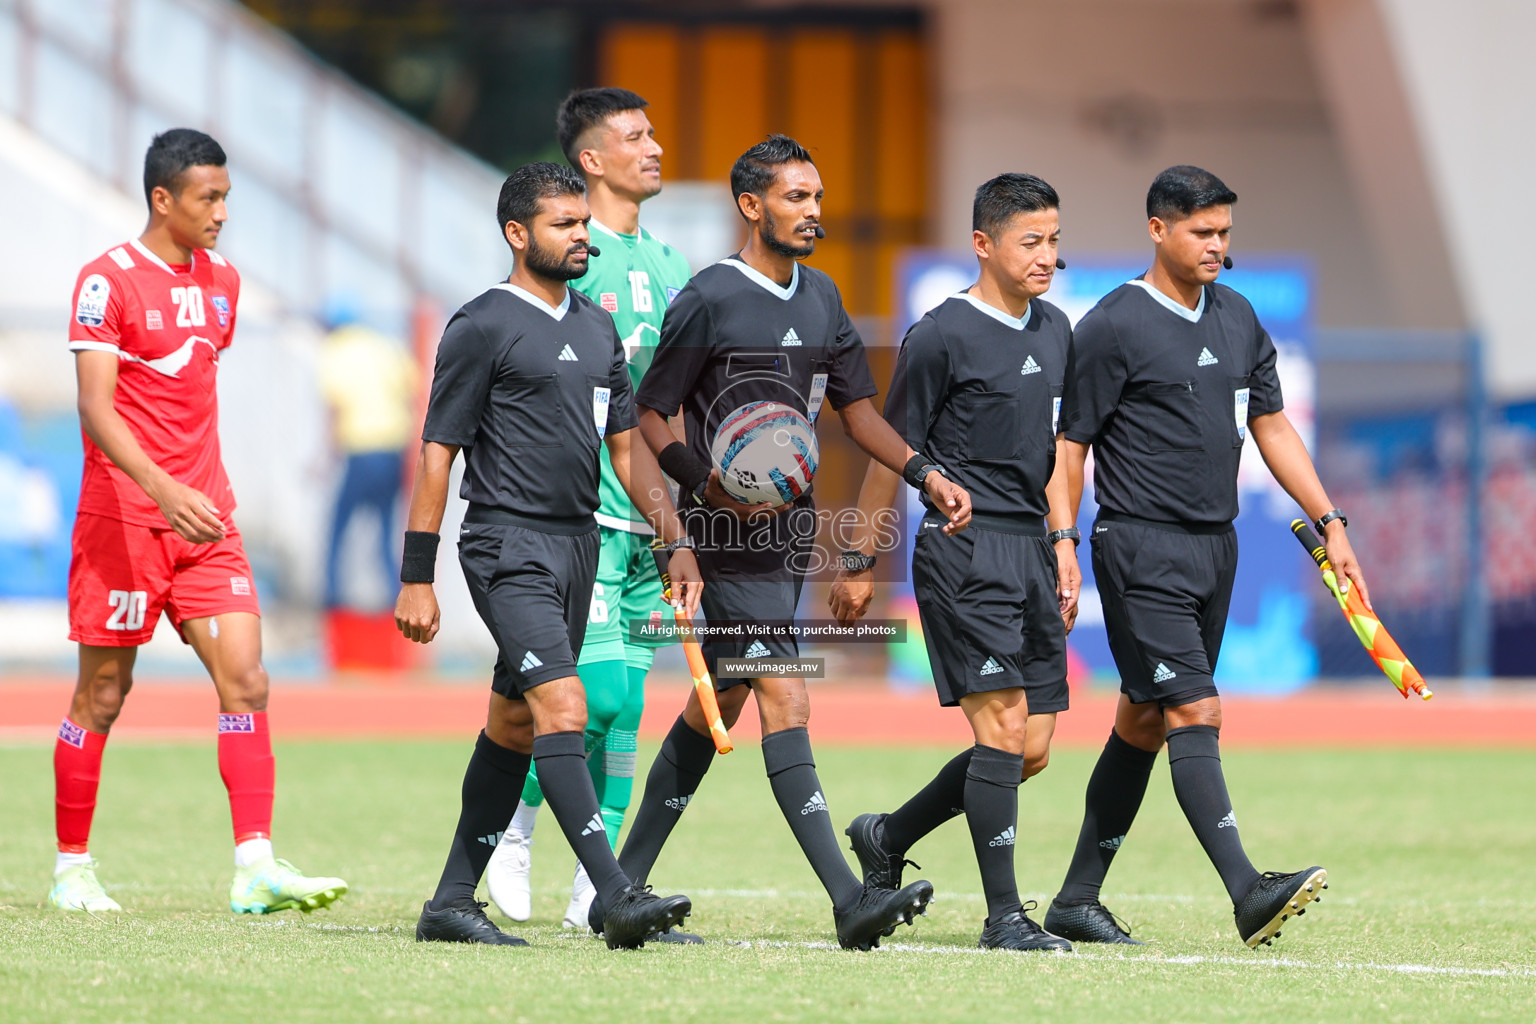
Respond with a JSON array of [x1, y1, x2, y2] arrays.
[[710, 401, 819, 506]]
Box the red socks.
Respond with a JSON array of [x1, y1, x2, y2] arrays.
[[54, 719, 107, 853], [217, 712, 275, 844]]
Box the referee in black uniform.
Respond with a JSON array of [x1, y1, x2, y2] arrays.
[[607, 135, 973, 951], [395, 162, 700, 949], [1042, 166, 1371, 949], [831, 174, 1079, 951]]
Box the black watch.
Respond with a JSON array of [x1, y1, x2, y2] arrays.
[[663, 535, 697, 553], [1314, 509, 1348, 533], [1048, 527, 1081, 546], [839, 550, 877, 573]]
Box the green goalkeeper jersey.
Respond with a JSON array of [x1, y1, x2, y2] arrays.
[[574, 217, 693, 532]]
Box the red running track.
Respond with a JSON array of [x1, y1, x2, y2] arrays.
[[2, 675, 1533, 747]]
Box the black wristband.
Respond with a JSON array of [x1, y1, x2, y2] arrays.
[[400, 531, 440, 584], [1048, 527, 1081, 546], [657, 442, 711, 494], [902, 453, 938, 489]]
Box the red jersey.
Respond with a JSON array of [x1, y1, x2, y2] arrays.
[[68, 239, 241, 528]]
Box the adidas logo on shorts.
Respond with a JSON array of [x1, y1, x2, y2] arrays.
[[1151, 662, 1177, 683], [745, 640, 771, 659], [801, 791, 828, 816], [1099, 835, 1125, 851], [519, 651, 544, 673], [1020, 355, 1042, 375], [781, 327, 802, 346], [580, 813, 606, 836], [1217, 810, 1237, 829], [979, 656, 1004, 676], [477, 831, 505, 847], [989, 826, 1016, 847], [665, 795, 692, 812], [558, 344, 579, 361], [1198, 347, 1219, 367]]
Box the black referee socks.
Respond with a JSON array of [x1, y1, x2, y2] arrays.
[[534, 730, 631, 908], [1055, 730, 1158, 906], [430, 730, 532, 908], [882, 748, 973, 855], [618, 716, 717, 885], [965, 744, 1026, 921], [1166, 724, 1262, 903], [762, 727, 863, 909]]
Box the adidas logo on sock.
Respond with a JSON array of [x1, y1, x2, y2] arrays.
[[558, 344, 579, 361], [781, 327, 801, 346], [800, 791, 828, 816], [580, 813, 606, 836], [477, 831, 505, 847], [665, 795, 692, 812], [745, 640, 771, 659], [1197, 347, 1219, 367], [519, 651, 544, 673], [1217, 810, 1237, 829], [1020, 355, 1041, 375], [1099, 835, 1125, 851], [988, 826, 1016, 847], [1151, 662, 1177, 683], [979, 656, 1004, 676]]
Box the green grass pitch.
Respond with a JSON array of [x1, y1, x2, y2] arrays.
[[2, 737, 1532, 1022]]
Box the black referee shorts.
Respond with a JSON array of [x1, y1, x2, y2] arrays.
[[457, 511, 600, 698], [686, 500, 815, 689], [1090, 513, 1237, 708], [910, 513, 1069, 712]]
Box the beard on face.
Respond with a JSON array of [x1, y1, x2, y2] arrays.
[[524, 232, 590, 281], [761, 208, 815, 260]]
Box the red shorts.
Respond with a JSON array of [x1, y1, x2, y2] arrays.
[[68, 512, 262, 647]]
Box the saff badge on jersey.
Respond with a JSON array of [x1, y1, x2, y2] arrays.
[[76, 275, 110, 326]]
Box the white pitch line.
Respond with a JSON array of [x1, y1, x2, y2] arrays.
[[727, 939, 1536, 978]]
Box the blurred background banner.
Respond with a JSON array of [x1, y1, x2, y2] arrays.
[[895, 251, 1319, 693]]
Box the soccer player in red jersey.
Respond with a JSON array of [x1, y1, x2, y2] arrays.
[[50, 129, 347, 914]]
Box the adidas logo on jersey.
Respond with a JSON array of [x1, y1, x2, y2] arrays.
[[519, 651, 544, 673], [781, 327, 802, 347], [580, 813, 606, 836], [1099, 835, 1125, 851], [1197, 347, 1219, 367], [1020, 355, 1042, 375], [989, 826, 1016, 847], [558, 344, 579, 361], [1151, 662, 1177, 683], [979, 657, 1004, 676], [745, 640, 772, 659], [800, 791, 828, 815], [665, 795, 692, 813], [477, 831, 505, 847], [1217, 810, 1237, 829]]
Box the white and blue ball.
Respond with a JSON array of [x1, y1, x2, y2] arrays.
[[710, 401, 819, 506]]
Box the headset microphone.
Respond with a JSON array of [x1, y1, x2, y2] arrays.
[[812, 225, 826, 239], [1055, 257, 1067, 270], [1222, 255, 1233, 270], [586, 245, 602, 258]]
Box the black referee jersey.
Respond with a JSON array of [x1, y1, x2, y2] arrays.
[[423, 282, 640, 523], [1061, 280, 1283, 525], [884, 293, 1071, 518], [635, 257, 878, 486]]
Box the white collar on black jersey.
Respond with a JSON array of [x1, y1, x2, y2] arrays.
[[955, 292, 1031, 331], [719, 258, 799, 300], [1128, 278, 1205, 322], [493, 282, 571, 321]]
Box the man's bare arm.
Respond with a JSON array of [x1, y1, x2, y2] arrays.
[[395, 441, 460, 643], [606, 426, 702, 619]]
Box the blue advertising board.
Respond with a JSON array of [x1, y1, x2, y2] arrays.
[[891, 251, 1317, 693]]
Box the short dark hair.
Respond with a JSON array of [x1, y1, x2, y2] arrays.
[[972, 173, 1060, 238], [1147, 165, 1237, 221], [143, 128, 226, 206], [496, 161, 587, 240], [729, 134, 815, 214], [556, 87, 650, 166]]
